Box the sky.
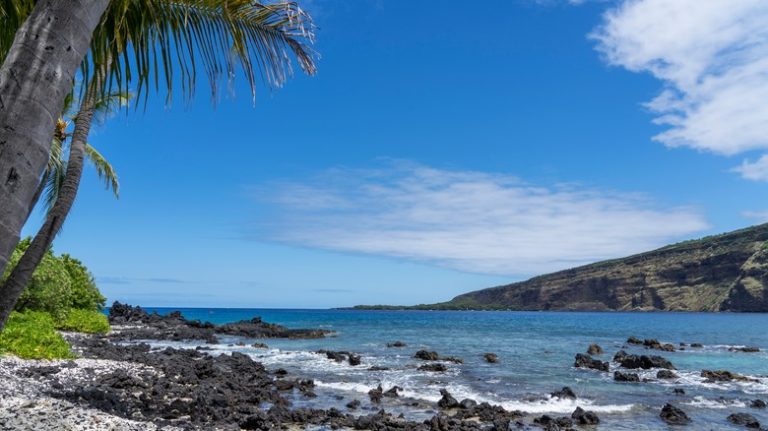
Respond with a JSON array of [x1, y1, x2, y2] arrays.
[[23, 0, 768, 308]]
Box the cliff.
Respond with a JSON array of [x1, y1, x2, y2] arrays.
[[358, 224, 768, 312]]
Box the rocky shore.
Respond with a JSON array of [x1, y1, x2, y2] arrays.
[[1, 305, 765, 430]]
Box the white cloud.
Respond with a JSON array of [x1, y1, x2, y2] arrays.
[[253, 163, 708, 276], [742, 209, 768, 223], [733, 155, 768, 181], [591, 0, 768, 179]]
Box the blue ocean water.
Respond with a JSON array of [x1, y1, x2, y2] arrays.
[[141, 308, 768, 429]]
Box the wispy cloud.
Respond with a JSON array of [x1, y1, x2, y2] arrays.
[[252, 162, 708, 276], [97, 276, 186, 285], [742, 210, 768, 223], [591, 0, 768, 180]]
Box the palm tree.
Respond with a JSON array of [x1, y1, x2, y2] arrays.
[[0, 88, 122, 326], [0, 0, 317, 330]]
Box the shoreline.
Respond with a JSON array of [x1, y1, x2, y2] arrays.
[[1, 304, 766, 430]]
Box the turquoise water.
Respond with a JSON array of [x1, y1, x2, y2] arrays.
[[142, 309, 768, 429]]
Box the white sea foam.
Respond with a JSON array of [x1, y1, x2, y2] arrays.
[[683, 396, 747, 409]]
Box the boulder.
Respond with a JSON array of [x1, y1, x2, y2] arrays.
[[484, 353, 499, 363], [614, 350, 675, 370], [550, 387, 577, 400], [368, 385, 383, 403], [571, 407, 600, 425], [660, 403, 690, 425], [614, 371, 640, 382], [346, 400, 361, 410], [459, 399, 478, 410], [437, 389, 459, 409], [751, 399, 766, 409], [418, 363, 447, 372], [627, 336, 643, 345], [574, 353, 609, 372], [657, 370, 678, 379]]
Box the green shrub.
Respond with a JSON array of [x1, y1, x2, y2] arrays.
[[61, 254, 106, 311], [0, 311, 73, 359], [56, 308, 110, 334], [1, 239, 106, 321], [7, 246, 73, 321]]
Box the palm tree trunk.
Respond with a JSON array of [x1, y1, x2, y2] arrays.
[[0, 104, 94, 331], [0, 1, 109, 282], [25, 171, 50, 222]]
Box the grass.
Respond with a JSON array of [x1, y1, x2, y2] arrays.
[[0, 311, 74, 359], [56, 308, 110, 334]]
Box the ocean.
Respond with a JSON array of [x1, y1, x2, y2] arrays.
[[141, 308, 768, 430]]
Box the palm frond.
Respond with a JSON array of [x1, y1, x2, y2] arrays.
[[47, 136, 64, 175], [84, 144, 120, 198], [86, 0, 317, 106], [43, 159, 67, 214], [0, 0, 34, 60]]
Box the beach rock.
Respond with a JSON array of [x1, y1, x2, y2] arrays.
[[727, 412, 761, 428], [387, 341, 407, 348], [574, 353, 609, 372], [751, 399, 767, 409], [348, 354, 362, 366], [627, 336, 643, 345], [550, 387, 577, 399], [657, 370, 678, 379], [484, 353, 499, 363], [572, 407, 600, 425], [587, 344, 603, 355], [701, 369, 758, 383], [614, 350, 675, 370], [368, 385, 383, 403], [533, 415, 573, 429], [438, 389, 460, 409], [384, 386, 401, 398], [660, 403, 691, 425], [419, 363, 448, 372], [729, 346, 760, 353], [415, 350, 440, 361], [346, 400, 360, 410], [614, 371, 640, 382], [643, 339, 676, 352], [459, 399, 478, 410]]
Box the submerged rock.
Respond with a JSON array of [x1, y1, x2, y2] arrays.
[[587, 344, 604, 355], [751, 399, 767, 409], [701, 369, 758, 383], [729, 346, 760, 353], [418, 363, 447, 372], [660, 403, 691, 425], [727, 412, 760, 428], [484, 353, 499, 363], [574, 353, 609, 372], [386, 341, 407, 348], [414, 350, 440, 361]]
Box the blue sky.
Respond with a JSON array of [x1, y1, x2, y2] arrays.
[[24, 0, 768, 308]]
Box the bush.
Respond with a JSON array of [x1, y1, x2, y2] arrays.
[[61, 254, 106, 311], [1, 239, 106, 321], [0, 311, 74, 359], [6, 244, 73, 321], [56, 308, 110, 334]]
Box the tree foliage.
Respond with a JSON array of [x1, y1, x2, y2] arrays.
[[1, 239, 105, 320]]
